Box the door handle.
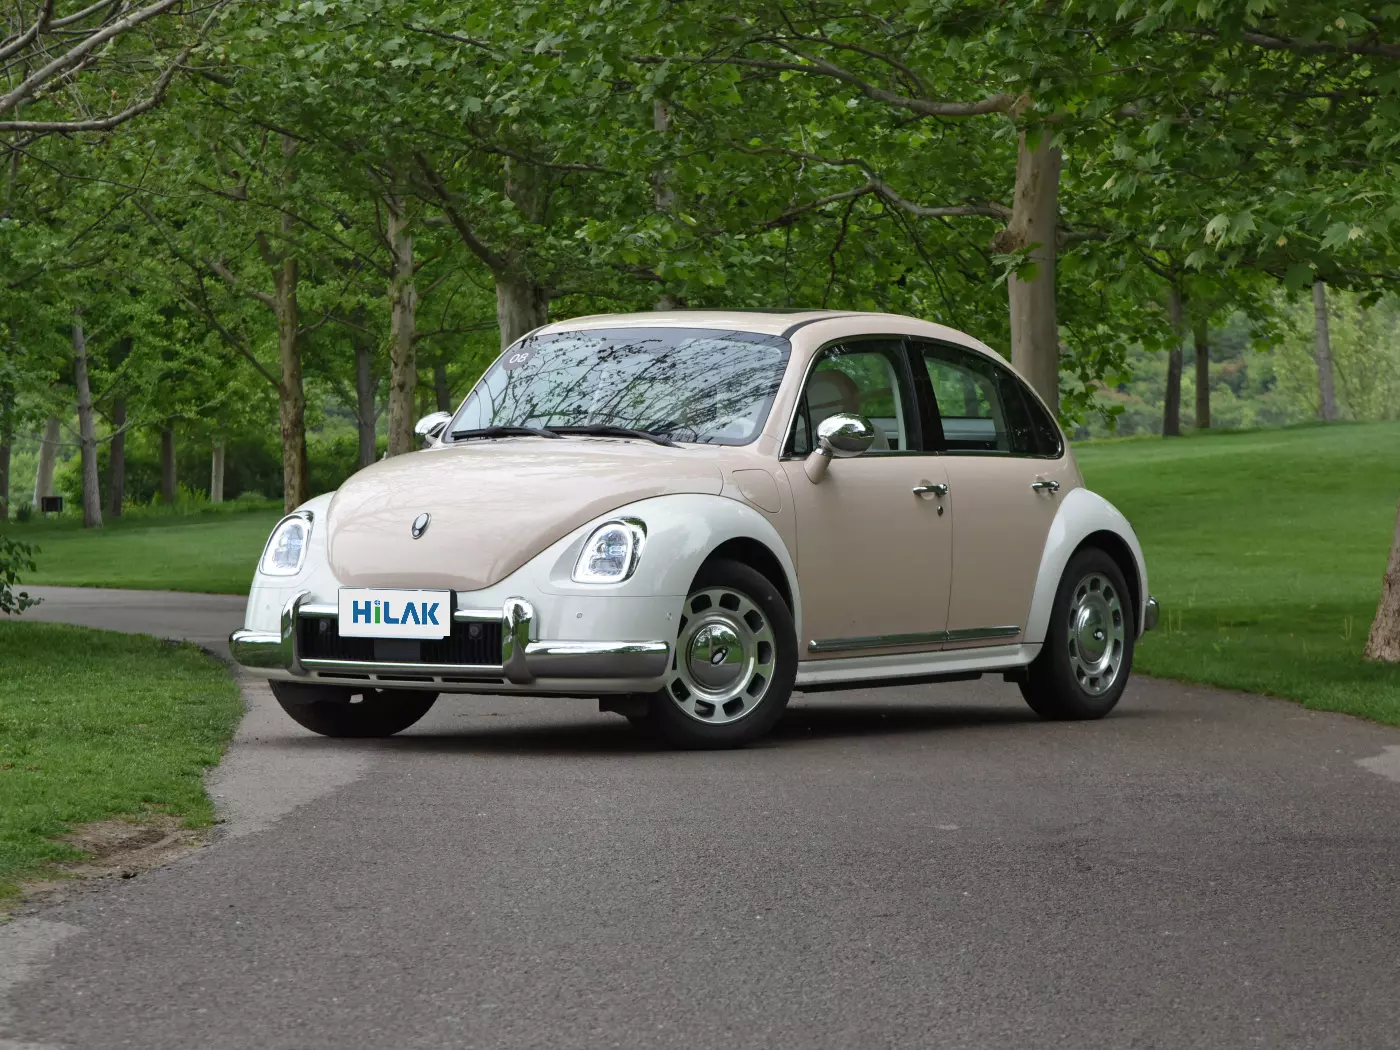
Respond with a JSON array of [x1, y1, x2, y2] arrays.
[[912, 482, 949, 497], [1031, 479, 1061, 493]]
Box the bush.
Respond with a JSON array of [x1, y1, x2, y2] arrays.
[[52, 428, 383, 510], [14, 503, 32, 523], [0, 535, 40, 615]]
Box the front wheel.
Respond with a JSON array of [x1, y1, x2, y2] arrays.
[[1020, 548, 1135, 721], [635, 559, 797, 749], [271, 681, 438, 738]]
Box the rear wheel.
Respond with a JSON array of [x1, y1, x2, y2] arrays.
[[1020, 547, 1135, 721], [636, 559, 797, 749], [271, 681, 438, 738]]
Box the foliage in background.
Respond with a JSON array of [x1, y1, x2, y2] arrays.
[[0, 535, 39, 615]]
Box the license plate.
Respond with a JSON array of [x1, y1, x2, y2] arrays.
[[337, 588, 451, 639]]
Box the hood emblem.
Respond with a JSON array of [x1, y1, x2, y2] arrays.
[[411, 512, 431, 539]]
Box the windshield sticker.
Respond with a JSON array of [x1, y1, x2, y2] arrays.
[[502, 346, 536, 371]]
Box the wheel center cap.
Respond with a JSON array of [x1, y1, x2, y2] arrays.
[[687, 621, 745, 690], [1075, 605, 1109, 662]]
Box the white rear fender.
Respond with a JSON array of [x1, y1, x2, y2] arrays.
[[1024, 487, 1150, 644]]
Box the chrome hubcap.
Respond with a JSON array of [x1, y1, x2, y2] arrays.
[[1067, 573, 1125, 696], [665, 585, 776, 725]]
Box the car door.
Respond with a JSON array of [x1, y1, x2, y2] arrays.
[[913, 341, 1075, 647], [777, 339, 953, 658]]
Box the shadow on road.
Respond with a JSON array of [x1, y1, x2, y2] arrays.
[[338, 701, 1064, 758]]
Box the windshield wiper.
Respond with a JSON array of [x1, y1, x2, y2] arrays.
[[450, 425, 562, 441], [550, 424, 681, 448]]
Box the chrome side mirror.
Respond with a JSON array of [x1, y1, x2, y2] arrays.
[[805, 412, 875, 483], [414, 411, 452, 446]]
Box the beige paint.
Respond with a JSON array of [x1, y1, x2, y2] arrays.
[[940, 455, 1080, 645], [328, 440, 723, 590], [778, 455, 953, 656]]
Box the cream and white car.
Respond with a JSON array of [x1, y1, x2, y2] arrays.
[[231, 310, 1159, 748]]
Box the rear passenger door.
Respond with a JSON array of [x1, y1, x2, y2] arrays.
[[913, 341, 1075, 647]]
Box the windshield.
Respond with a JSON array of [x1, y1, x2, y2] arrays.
[[448, 327, 791, 446]]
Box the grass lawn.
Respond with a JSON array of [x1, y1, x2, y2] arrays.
[[1076, 420, 1400, 724], [8, 504, 282, 594], [0, 621, 243, 900]]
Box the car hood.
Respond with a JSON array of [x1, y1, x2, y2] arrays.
[[326, 439, 724, 591]]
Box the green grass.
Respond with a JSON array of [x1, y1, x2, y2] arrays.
[[1076, 420, 1400, 724], [0, 621, 243, 900], [8, 504, 282, 594]]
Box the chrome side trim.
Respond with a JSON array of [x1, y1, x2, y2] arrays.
[[809, 630, 944, 654], [523, 640, 670, 679], [809, 625, 1020, 654], [1143, 595, 1160, 633], [944, 625, 1021, 643]]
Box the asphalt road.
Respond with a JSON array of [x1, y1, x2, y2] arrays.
[[6, 587, 1400, 1050]]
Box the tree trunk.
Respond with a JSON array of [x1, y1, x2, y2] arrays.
[[1313, 279, 1340, 422], [1193, 314, 1210, 430], [33, 415, 59, 505], [1163, 286, 1185, 438], [354, 330, 377, 468], [72, 315, 102, 528], [433, 362, 451, 413], [385, 195, 419, 458], [652, 98, 683, 311], [106, 334, 130, 518], [1365, 498, 1400, 662], [496, 159, 551, 350], [107, 396, 126, 518], [495, 275, 549, 350], [271, 135, 309, 511], [0, 378, 12, 520], [160, 427, 177, 504], [1000, 128, 1063, 414], [210, 439, 225, 503]]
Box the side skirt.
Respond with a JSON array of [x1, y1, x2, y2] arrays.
[[794, 643, 1041, 691]]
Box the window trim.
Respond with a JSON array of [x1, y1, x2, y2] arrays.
[[909, 338, 1065, 460], [777, 335, 933, 460]]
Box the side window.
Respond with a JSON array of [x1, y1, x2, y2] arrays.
[[920, 344, 1036, 455], [788, 340, 916, 455], [1019, 384, 1065, 457]]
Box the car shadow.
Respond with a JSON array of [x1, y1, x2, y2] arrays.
[[362, 700, 1076, 758]]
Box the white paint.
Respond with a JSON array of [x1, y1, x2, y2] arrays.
[[1357, 745, 1400, 783], [1024, 486, 1150, 645], [0, 918, 82, 1050], [205, 672, 371, 840]]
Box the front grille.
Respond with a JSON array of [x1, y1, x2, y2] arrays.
[[298, 616, 503, 666]]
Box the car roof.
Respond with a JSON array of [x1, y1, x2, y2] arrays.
[[534, 309, 851, 337], [533, 310, 991, 352]]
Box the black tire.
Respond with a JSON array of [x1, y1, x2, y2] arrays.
[[1020, 547, 1136, 721], [636, 558, 797, 749], [270, 680, 438, 738]]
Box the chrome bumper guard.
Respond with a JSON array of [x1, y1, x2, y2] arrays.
[[229, 592, 670, 684], [1143, 595, 1161, 633]]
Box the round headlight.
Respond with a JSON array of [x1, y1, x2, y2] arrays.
[[572, 519, 646, 584], [259, 512, 313, 576]]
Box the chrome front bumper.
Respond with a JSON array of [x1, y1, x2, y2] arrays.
[[1143, 595, 1161, 633], [229, 592, 671, 687]]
